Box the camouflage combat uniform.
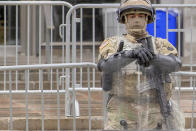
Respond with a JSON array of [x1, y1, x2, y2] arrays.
[[98, 33, 185, 130]]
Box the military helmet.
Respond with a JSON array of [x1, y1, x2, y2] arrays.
[[117, 0, 155, 24]]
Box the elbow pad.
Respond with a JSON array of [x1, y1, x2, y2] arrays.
[[151, 54, 182, 73], [98, 50, 136, 91], [97, 50, 136, 73]]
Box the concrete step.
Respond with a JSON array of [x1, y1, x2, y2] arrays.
[[41, 42, 99, 62], [0, 81, 101, 90], [0, 42, 99, 66], [179, 80, 192, 87], [0, 116, 195, 130], [0, 92, 103, 117], [0, 56, 62, 66], [181, 65, 196, 71], [0, 116, 103, 130], [1, 79, 193, 91], [0, 71, 101, 81], [0, 53, 98, 66], [185, 114, 196, 129], [0, 91, 195, 129], [0, 78, 193, 90]]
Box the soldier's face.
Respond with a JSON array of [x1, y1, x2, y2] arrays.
[[127, 13, 146, 19], [126, 13, 147, 29]]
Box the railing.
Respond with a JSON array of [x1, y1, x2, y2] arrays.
[[0, 62, 97, 131], [64, 3, 196, 130], [173, 71, 196, 130], [1, 1, 196, 130], [64, 3, 196, 82], [0, 1, 73, 92]]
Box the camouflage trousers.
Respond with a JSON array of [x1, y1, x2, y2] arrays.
[[104, 96, 185, 131]]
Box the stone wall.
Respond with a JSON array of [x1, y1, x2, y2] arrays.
[[160, 0, 183, 4], [182, 0, 196, 61]]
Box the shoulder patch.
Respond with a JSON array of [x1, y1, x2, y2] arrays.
[[155, 37, 178, 56], [99, 36, 118, 50], [99, 40, 109, 50], [98, 37, 118, 60], [167, 46, 174, 51]]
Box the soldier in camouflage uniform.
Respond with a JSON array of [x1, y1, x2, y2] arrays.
[[97, 0, 185, 130]]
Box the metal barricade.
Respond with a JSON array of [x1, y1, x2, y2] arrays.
[[64, 3, 196, 71], [173, 71, 196, 130], [0, 1, 99, 131], [1, 1, 196, 130], [0, 62, 97, 131], [64, 3, 196, 130], [0, 1, 103, 131], [0, 1, 72, 91]]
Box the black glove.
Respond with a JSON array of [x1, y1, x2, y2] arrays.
[[136, 36, 155, 66], [98, 46, 154, 73], [126, 46, 154, 66]]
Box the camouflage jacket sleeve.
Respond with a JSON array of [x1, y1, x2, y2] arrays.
[[155, 38, 178, 56], [98, 37, 118, 61]]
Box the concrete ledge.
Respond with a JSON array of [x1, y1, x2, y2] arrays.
[[0, 118, 8, 130], [0, 116, 195, 130], [185, 116, 196, 129], [1, 116, 103, 130]]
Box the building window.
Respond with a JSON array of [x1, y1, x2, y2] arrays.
[[0, 6, 21, 45]]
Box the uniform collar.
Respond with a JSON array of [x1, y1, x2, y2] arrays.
[[123, 33, 150, 43]]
